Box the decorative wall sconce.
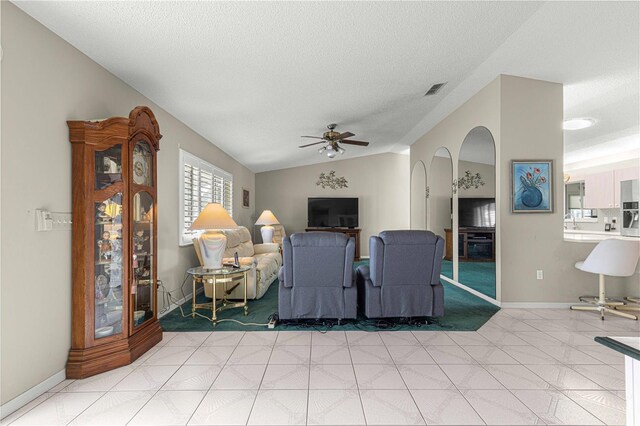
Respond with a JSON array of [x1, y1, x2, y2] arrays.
[[316, 170, 348, 190]]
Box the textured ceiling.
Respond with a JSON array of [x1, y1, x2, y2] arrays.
[[398, 1, 640, 169], [13, 1, 639, 172], [13, 1, 542, 171]]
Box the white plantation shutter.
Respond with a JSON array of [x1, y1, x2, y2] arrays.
[[179, 149, 234, 245]]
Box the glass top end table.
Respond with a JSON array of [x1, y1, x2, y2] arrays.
[[187, 265, 251, 324]]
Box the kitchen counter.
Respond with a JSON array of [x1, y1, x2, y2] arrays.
[[564, 229, 639, 243], [595, 336, 640, 425]]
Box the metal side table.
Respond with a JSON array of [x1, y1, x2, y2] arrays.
[[187, 266, 250, 324]]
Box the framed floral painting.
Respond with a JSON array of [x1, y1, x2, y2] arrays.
[[511, 160, 554, 213]]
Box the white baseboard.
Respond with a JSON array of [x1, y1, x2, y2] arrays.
[[158, 292, 192, 319], [158, 288, 202, 319], [440, 275, 501, 307], [2, 287, 205, 419], [501, 302, 574, 309], [438, 276, 575, 310], [0, 369, 66, 420]]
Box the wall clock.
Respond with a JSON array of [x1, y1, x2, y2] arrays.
[[132, 142, 152, 186]]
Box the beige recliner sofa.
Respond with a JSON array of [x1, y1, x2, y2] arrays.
[[193, 226, 282, 299]]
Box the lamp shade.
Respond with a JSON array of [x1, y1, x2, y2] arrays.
[[190, 203, 238, 230], [255, 210, 280, 226]]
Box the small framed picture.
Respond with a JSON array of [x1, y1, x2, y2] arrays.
[[242, 188, 250, 209], [605, 223, 612, 232], [511, 160, 554, 213]]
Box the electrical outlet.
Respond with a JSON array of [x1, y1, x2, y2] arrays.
[[36, 209, 72, 231], [536, 270, 544, 280], [268, 317, 277, 329], [51, 212, 72, 230]]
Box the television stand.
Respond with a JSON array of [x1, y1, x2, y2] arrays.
[[305, 227, 361, 260], [444, 228, 495, 262]]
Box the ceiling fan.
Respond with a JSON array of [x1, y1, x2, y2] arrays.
[[299, 124, 370, 158]]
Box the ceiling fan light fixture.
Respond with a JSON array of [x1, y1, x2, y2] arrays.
[[300, 124, 369, 158]]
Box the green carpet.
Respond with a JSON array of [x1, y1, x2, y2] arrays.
[[441, 260, 496, 299], [160, 260, 499, 332]]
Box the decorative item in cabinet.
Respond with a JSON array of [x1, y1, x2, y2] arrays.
[[67, 106, 162, 379]]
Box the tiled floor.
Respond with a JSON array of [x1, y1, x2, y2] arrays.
[[2, 308, 639, 425]]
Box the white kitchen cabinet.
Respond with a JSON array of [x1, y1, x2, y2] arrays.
[[614, 167, 640, 207], [584, 171, 615, 208], [581, 167, 640, 209]]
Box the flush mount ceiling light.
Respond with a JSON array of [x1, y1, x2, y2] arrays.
[[563, 118, 595, 130]]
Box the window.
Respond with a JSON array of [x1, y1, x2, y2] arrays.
[[179, 149, 233, 245], [565, 181, 597, 220]]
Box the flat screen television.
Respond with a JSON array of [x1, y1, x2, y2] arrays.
[[457, 197, 496, 228], [308, 197, 359, 228]]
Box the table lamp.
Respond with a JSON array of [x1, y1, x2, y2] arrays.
[[255, 210, 280, 243], [190, 203, 238, 270]]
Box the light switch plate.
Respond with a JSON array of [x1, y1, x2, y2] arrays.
[[536, 270, 544, 280]]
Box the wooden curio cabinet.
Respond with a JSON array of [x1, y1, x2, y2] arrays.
[[67, 106, 163, 379]]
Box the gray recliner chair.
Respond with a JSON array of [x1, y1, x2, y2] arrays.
[[278, 232, 357, 320], [357, 230, 445, 318]]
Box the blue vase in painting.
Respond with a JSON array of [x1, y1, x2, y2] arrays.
[[520, 176, 543, 208]]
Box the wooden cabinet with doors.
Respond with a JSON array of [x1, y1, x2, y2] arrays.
[[66, 106, 162, 379], [582, 168, 640, 209], [444, 228, 495, 262], [614, 167, 640, 208], [584, 171, 615, 209]]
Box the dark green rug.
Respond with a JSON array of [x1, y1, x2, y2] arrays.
[[160, 261, 499, 332], [441, 260, 496, 299]]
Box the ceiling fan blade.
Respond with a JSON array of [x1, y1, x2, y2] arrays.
[[299, 141, 326, 148], [340, 140, 369, 146], [301, 136, 324, 139], [336, 132, 355, 140]]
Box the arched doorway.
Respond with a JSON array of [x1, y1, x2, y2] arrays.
[[457, 127, 496, 299], [410, 161, 428, 229]]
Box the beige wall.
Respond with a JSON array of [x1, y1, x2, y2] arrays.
[[0, 2, 254, 405], [411, 74, 639, 303], [255, 153, 410, 256], [498, 76, 638, 302]]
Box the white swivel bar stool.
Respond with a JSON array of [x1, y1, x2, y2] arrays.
[[570, 238, 640, 320]]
